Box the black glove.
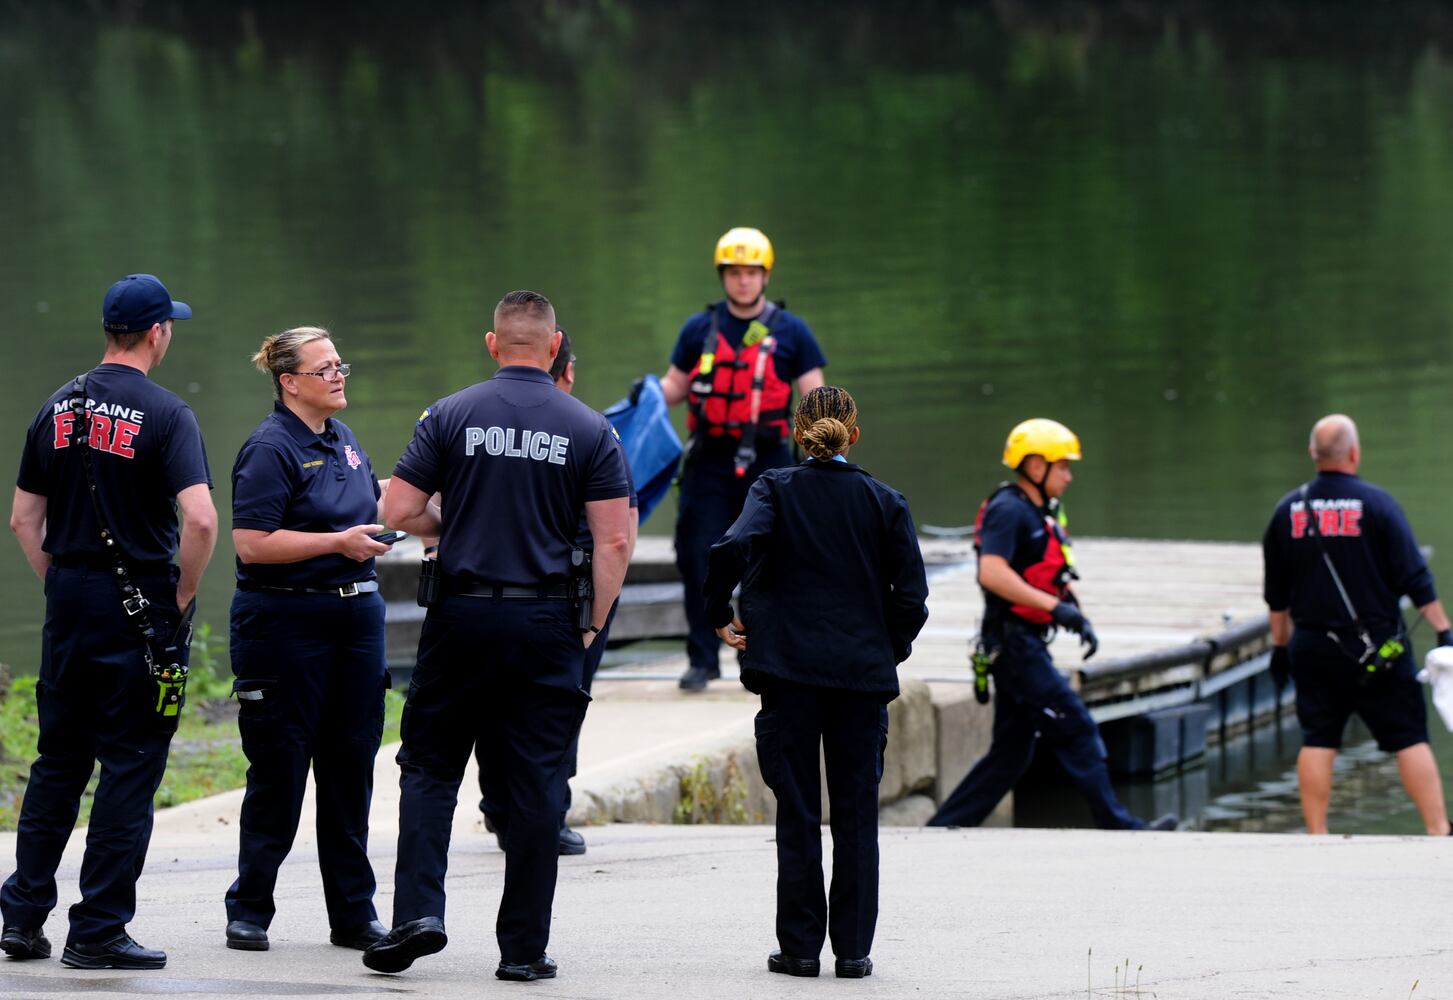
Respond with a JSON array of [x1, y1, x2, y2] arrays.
[[1437, 630, 1453, 649], [1269, 645, 1291, 694], [1051, 600, 1098, 661]]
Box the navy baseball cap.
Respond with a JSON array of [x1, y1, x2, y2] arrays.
[[102, 274, 193, 334]]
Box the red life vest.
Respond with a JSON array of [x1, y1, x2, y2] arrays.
[[686, 301, 792, 443], [973, 483, 1077, 625]]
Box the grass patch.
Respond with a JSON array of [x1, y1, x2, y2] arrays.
[[0, 650, 405, 832]]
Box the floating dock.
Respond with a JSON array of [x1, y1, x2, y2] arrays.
[[378, 535, 1274, 805]]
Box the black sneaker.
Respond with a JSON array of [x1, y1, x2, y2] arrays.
[[558, 825, 586, 856], [60, 933, 166, 970], [768, 950, 820, 977], [678, 665, 720, 692], [1143, 813, 1179, 832], [497, 954, 558, 981], [361, 917, 447, 974], [1, 925, 51, 960]]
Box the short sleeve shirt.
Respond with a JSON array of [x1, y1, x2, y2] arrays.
[[669, 302, 827, 383], [1262, 471, 1435, 632], [16, 363, 212, 565], [976, 486, 1053, 620], [393, 366, 631, 585], [231, 401, 382, 588]]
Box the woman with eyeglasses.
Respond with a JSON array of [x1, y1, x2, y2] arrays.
[[222, 326, 394, 954]]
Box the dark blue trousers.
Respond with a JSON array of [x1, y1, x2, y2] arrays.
[[477, 598, 618, 827], [224, 588, 386, 930], [754, 681, 888, 962], [929, 623, 1140, 830], [394, 596, 588, 965], [675, 444, 790, 671], [0, 565, 179, 944]]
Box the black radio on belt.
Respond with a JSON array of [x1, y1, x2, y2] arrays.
[[570, 548, 594, 632], [417, 554, 441, 608]]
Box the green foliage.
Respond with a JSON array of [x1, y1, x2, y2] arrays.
[[186, 621, 232, 701], [674, 753, 751, 825], [0, 667, 40, 829]]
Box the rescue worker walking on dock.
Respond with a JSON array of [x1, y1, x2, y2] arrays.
[[1262, 414, 1453, 836], [2, 274, 218, 969], [660, 228, 827, 691], [703, 386, 929, 980], [928, 419, 1176, 832]]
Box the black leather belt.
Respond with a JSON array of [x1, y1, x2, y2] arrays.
[[243, 581, 380, 598], [450, 582, 573, 600], [52, 555, 171, 574]]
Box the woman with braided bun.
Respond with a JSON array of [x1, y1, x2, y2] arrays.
[[703, 386, 929, 981]]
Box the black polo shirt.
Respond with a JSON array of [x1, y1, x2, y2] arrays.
[[16, 363, 212, 565], [232, 401, 382, 588], [394, 366, 631, 586]]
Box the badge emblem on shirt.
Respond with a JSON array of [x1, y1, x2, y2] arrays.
[[344, 444, 362, 470]]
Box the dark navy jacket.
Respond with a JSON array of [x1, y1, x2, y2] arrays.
[[703, 459, 930, 699], [1263, 471, 1436, 633]]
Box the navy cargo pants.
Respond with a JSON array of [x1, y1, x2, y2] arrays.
[[0, 564, 181, 944], [394, 595, 588, 965], [477, 598, 619, 828], [674, 442, 790, 671], [929, 622, 1141, 830], [224, 587, 387, 931], [754, 680, 889, 962]]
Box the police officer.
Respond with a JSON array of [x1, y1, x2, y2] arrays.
[[365, 291, 631, 982], [2, 274, 217, 969], [222, 327, 394, 952], [703, 386, 928, 980], [660, 228, 827, 691], [475, 331, 639, 858], [1263, 413, 1453, 836], [928, 419, 1176, 832]]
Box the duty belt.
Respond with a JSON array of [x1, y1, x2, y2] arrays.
[[449, 581, 573, 599], [244, 581, 380, 598]]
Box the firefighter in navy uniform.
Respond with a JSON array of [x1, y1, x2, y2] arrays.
[[365, 292, 631, 982], [474, 331, 639, 858], [1262, 413, 1453, 836], [928, 419, 1175, 832], [2, 274, 218, 969], [660, 228, 827, 691], [222, 327, 394, 953]]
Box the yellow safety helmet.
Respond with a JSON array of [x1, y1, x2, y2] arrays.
[[714, 227, 774, 272], [1002, 418, 1082, 470]]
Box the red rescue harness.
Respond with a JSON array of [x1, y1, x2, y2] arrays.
[[685, 301, 792, 445], [974, 483, 1077, 625]]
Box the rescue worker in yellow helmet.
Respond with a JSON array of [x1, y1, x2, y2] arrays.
[[659, 228, 827, 692], [928, 419, 1177, 831]]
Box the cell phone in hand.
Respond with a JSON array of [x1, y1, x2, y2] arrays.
[[371, 530, 408, 545]]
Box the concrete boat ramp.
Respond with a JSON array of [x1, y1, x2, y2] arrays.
[[6, 536, 1451, 998], [2, 821, 1449, 999]]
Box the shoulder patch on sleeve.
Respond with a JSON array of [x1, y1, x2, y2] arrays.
[[417, 407, 431, 424]]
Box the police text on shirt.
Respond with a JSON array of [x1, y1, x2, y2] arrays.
[[464, 426, 569, 465]]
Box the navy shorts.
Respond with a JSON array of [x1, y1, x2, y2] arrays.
[[1289, 629, 1428, 752]]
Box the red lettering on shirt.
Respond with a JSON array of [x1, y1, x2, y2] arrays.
[[1339, 508, 1362, 537], [87, 414, 112, 452], [52, 412, 75, 448], [1318, 509, 1339, 537], [1291, 509, 1308, 539], [110, 420, 140, 458]]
